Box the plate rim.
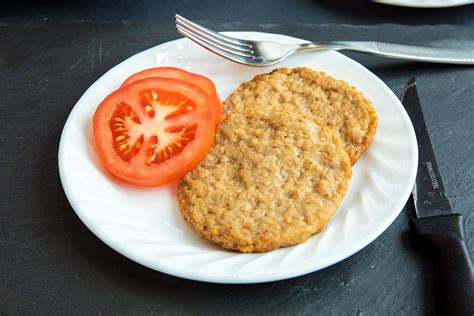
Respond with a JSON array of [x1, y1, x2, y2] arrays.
[[58, 31, 418, 284], [373, 0, 473, 8]]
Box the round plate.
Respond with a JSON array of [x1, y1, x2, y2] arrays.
[[373, 0, 473, 8], [58, 32, 418, 284]]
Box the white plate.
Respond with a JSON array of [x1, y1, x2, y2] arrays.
[[58, 32, 418, 284], [374, 0, 473, 8]]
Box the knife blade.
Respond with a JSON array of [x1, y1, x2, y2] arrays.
[[401, 78, 473, 316], [402, 77, 453, 218]]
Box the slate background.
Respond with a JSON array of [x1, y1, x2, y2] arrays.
[[3, 0, 474, 25], [1, 1, 474, 315]]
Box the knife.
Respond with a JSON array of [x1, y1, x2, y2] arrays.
[[401, 78, 473, 315]]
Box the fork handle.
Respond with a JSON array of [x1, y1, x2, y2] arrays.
[[301, 41, 474, 65]]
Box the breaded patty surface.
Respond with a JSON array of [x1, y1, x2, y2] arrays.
[[178, 110, 352, 252], [225, 67, 378, 164]]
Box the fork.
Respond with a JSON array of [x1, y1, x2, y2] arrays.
[[175, 14, 474, 66]]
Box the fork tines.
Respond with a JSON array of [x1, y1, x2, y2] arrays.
[[175, 14, 256, 64]]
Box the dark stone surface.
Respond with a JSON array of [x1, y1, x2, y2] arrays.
[[2, 0, 474, 26], [0, 18, 473, 314]]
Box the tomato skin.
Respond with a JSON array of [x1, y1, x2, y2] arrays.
[[121, 67, 222, 124], [93, 77, 215, 187]]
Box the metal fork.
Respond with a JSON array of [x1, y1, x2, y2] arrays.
[[175, 14, 474, 66]]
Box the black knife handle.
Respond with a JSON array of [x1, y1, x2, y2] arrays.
[[410, 214, 474, 315]]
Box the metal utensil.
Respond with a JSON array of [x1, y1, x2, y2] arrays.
[[175, 14, 474, 66], [401, 78, 473, 316]]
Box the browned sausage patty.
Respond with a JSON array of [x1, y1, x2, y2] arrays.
[[178, 110, 352, 252], [225, 67, 378, 164]]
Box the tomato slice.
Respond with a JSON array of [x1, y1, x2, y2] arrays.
[[93, 77, 215, 186], [121, 67, 222, 124]]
